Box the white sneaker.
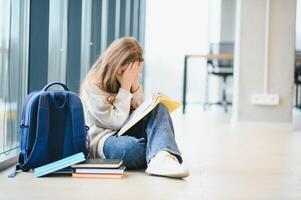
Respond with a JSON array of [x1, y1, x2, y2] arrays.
[[146, 151, 189, 178]]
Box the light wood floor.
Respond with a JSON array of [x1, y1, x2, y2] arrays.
[[1, 106, 301, 200]]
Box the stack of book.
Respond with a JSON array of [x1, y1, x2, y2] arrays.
[[71, 159, 125, 179], [33, 152, 86, 177], [33, 152, 125, 179]]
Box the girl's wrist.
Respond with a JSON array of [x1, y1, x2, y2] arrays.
[[131, 84, 140, 93]]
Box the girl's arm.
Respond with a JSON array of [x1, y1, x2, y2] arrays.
[[86, 88, 132, 130], [87, 61, 138, 123], [131, 62, 144, 107]]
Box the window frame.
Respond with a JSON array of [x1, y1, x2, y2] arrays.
[[0, 0, 30, 171]]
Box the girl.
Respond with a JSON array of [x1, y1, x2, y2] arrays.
[[80, 37, 189, 178]]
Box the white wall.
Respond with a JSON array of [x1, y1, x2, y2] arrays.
[[297, 0, 301, 50], [232, 0, 296, 123], [144, 0, 209, 101], [208, 0, 221, 43]]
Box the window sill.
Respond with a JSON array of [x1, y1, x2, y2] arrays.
[[0, 149, 18, 171]]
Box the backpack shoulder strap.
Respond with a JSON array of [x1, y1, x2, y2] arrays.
[[67, 93, 88, 157]]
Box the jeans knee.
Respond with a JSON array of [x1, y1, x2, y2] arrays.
[[120, 137, 147, 169], [104, 136, 146, 169]]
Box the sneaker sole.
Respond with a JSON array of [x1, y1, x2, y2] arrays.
[[145, 169, 189, 179]]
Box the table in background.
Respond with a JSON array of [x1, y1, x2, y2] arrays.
[[182, 53, 233, 114]]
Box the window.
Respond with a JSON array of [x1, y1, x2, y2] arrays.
[[0, 0, 29, 167], [0, 0, 145, 169], [0, 0, 15, 157]]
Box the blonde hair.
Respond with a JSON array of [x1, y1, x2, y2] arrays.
[[80, 37, 143, 97]]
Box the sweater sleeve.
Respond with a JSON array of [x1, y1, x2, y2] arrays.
[[86, 88, 133, 131]]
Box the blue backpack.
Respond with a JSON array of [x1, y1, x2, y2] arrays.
[[9, 82, 89, 177]]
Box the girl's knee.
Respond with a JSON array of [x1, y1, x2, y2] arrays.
[[104, 136, 146, 169], [155, 103, 169, 113]]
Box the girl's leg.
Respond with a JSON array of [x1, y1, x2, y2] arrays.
[[126, 103, 183, 164], [104, 104, 188, 178], [103, 135, 147, 169], [140, 103, 188, 178], [144, 103, 182, 163]]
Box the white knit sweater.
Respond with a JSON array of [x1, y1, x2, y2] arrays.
[[81, 85, 144, 158]]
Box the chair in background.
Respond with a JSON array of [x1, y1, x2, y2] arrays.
[[204, 42, 234, 112], [295, 50, 301, 109]]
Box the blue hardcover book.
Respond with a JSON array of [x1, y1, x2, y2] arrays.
[[34, 152, 86, 177]]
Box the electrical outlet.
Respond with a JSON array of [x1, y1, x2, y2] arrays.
[[251, 94, 279, 106]]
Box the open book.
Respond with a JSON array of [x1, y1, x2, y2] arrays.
[[117, 93, 181, 136]]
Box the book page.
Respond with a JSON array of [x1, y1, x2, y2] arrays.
[[117, 93, 181, 136], [117, 98, 155, 136]]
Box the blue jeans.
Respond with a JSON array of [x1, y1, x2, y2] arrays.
[[103, 103, 182, 169]]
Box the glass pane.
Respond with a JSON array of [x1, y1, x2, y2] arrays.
[[0, 0, 19, 155], [0, 0, 15, 155], [48, 0, 68, 83]]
